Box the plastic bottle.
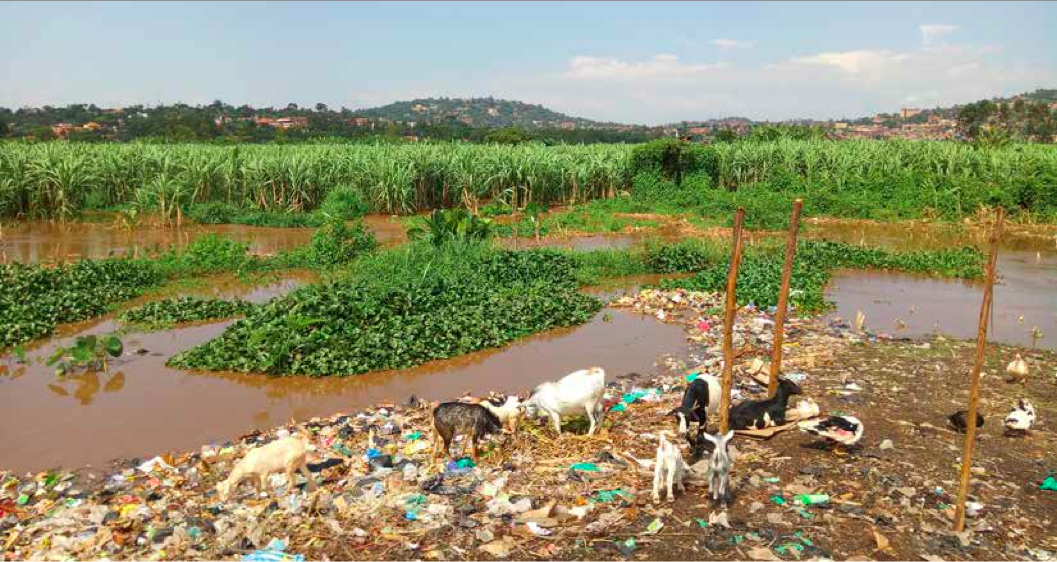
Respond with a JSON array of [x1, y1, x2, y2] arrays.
[[797, 494, 830, 506]]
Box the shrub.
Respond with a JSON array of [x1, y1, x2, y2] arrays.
[[406, 208, 494, 246], [278, 219, 379, 269], [317, 185, 370, 220], [644, 239, 722, 273]]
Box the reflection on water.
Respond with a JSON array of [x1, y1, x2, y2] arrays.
[[0, 215, 407, 263], [808, 221, 1057, 352]]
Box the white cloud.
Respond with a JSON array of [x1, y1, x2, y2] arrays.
[[711, 38, 754, 50], [490, 27, 1057, 124], [920, 24, 959, 45], [565, 54, 727, 80], [790, 50, 910, 74]]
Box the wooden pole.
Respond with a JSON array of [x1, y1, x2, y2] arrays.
[[768, 199, 803, 398], [953, 207, 1004, 532], [718, 208, 746, 435]]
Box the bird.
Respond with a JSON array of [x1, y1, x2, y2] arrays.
[[798, 416, 864, 449], [1006, 354, 1029, 384], [1004, 399, 1036, 434], [948, 410, 984, 433]]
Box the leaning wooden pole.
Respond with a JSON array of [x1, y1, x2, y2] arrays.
[[953, 207, 1004, 532], [718, 208, 746, 435], [768, 199, 803, 398]]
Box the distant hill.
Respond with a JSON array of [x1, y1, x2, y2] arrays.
[[351, 97, 609, 129]]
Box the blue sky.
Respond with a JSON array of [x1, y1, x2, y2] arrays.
[[1, 1, 1055, 124]]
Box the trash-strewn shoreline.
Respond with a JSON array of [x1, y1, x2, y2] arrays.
[[3, 288, 1056, 561]]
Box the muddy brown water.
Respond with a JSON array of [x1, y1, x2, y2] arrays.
[[0, 302, 687, 473], [0, 215, 407, 263], [806, 221, 1057, 352]]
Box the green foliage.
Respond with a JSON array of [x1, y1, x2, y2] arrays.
[[45, 334, 123, 376], [746, 124, 829, 142], [485, 127, 532, 145], [660, 240, 985, 312], [153, 234, 261, 277], [119, 297, 258, 331], [169, 244, 603, 376], [316, 186, 369, 220], [479, 199, 513, 217], [407, 208, 494, 246], [277, 219, 379, 269], [643, 239, 723, 273], [0, 259, 161, 348], [629, 139, 718, 185]]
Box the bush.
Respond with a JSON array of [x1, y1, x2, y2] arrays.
[[644, 239, 722, 273], [317, 186, 370, 220], [186, 202, 239, 224], [407, 208, 494, 246], [154, 234, 261, 276], [630, 139, 718, 185], [278, 219, 379, 269]]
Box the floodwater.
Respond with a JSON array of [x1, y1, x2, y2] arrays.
[[0, 215, 407, 263], [0, 305, 687, 472], [807, 221, 1057, 352]]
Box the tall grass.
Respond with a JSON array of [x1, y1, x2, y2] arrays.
[[2, 139, 1055, 224], [0, 142, 631, 218]]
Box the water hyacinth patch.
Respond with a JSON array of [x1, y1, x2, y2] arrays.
[[118, 297, 259, 331]]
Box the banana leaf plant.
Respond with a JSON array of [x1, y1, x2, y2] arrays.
[[406, 208, 493, 247]]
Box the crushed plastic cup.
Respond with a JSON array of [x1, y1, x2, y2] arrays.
[[645, 518, 664, 534], [771, 495, 786, 505], [591, 489, 632, 504], [405, 431, 423, 441]]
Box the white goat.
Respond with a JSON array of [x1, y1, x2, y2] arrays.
[[523, 367, 605, 435], [652, 433, 689, 502], [216, 436, 315, 502]]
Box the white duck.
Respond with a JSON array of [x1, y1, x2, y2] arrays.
[[1006, 354, 1029, 384], [1004, 398, 1036, 434]]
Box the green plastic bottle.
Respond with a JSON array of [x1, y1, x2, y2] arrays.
[[797, 493, 830, 506]]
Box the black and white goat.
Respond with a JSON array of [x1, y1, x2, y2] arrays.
[[728, 377, 803, 431], [668, 375, 721, 437]]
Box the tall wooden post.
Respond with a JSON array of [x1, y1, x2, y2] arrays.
[[718, 208, 746, 434], [768, 200, 803, 398], [953, 207, 1004, 532]]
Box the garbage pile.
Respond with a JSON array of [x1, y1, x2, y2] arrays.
[[3, 289, 1055, 561]]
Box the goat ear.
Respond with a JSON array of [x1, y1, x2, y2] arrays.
[[701, 432, 718, 445], [667, 408, 680, 417], [723, 430, 735, 443]]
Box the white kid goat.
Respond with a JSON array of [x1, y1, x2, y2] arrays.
[[523, 367, 605, 435]]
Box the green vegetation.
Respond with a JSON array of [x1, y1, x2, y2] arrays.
[[660, 240, 984, 312], [276, 219, 378, 269], [623, 138, 1057, 227], [406, 208, 494, 246], [169, 243, 603, 376], [119, 297, 258, 331], [1, 259, 162, 348], [46, 334, 124, 376], [0, 227, 374, 349], [0, 142, 630, 220], [643, 239, 724, 273], [186, 186, 369, 227]]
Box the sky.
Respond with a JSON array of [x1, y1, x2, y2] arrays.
[[1, 1, 1055, 124]]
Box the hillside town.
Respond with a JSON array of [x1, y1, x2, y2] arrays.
[[3, 90, 1055, 144]]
